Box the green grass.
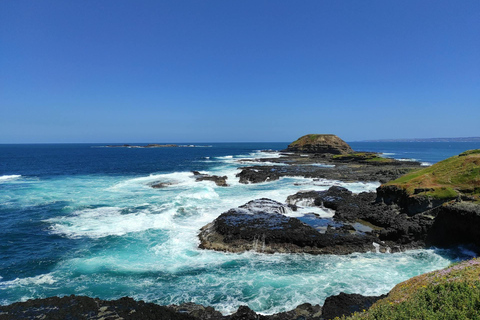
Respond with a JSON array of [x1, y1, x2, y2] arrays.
[[385, 149, 480, 201], [290, 134, 331, 145], [343, 258, 480, 320], [332, 152, 394, 163]]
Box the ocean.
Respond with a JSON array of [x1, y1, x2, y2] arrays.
[[1, 141, 480, 314]]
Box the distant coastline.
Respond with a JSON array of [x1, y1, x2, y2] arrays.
[[360, 137, 480, 143]]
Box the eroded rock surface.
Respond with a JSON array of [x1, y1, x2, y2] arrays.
[[193, 171, 229, 187], [198, 199, 381, 255]]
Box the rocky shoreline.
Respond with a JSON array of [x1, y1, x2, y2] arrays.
[[0, 292, 385, 320], [2, 134, 479, 319]]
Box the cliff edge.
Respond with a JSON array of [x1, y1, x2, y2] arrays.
[[377, 149, 480, 215]]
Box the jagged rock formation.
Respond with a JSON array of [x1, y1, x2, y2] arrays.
[[193, 171, 228, 187], [426, 202, 480, 248], [286, 134, 354, 154], [198, 198, 382, 255], [287, 186, 433, 252]]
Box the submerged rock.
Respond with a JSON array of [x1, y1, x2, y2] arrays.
[[286, 134, 354, 155]]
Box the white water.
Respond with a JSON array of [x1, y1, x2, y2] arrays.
[[0, 151, 464, 314]]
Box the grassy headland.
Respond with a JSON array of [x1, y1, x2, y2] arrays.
[[384, 149, 480, 201]]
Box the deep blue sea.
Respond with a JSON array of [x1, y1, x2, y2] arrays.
[[1, 142, 480, 314]]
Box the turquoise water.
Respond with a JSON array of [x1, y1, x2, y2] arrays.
[[1, 142, 479, 314]]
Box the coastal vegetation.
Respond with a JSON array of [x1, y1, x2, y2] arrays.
[[384, 149, 480, 201], [344, 258, 480, 320], [332, 152, 395, 164]]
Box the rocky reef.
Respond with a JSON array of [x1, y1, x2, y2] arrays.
[[286, 134, 354, 154], [198, 198, 385, 255], [192, 171, 229, 187]]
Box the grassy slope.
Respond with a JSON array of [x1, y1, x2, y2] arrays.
[[384, 149, 480, 201], [289, 134, 334, 146], [343, 258, 480, 320]]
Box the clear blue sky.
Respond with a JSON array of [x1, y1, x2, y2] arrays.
[[1, 0, 479, 143]]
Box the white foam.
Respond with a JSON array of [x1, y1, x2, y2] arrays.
[[0, 175, 21, 182], [0, 273, 56, 288], [46, 207, 174, 239]]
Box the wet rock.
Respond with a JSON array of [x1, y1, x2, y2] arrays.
[[229, 306, 261, 320], [0, 295, 195, 320], [151, 181, 175, 188], [312, 186, 353, 210], [169, 302, 223, 319], [193, 171, 228, 187], [198, 199, 381, 255], [322, 292, 386, 319]]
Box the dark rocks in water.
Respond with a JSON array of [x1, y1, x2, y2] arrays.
[[426, 202, 480, 250], [193, 171, 228, 187], [151, 181, 175, 188], [286, 186, 434, 251], [198, 199, 381, 255], [286, 134, 354, 155], [236, 164, 417, 185], [312, 186, 353, 210], [321, 292, 386, 319]]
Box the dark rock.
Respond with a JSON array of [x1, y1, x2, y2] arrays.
[[169, 302, 223, 319], [426, 202, 480, 250], [229, 306, 262, 320], [286, 190, 325, 207], [151, 182, 174, 188], [193, 172, 228, 187], [198, 199, 381, 255], [312, 186, 353, 210], [0, 295, 195, 320], [322, 292, 386, 319], [376, 185, 447, 215], [236, 164, 417, 185]]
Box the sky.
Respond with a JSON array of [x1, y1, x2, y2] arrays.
[[1, 1, 479, 143]]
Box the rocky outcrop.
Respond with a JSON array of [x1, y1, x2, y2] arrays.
[[426, 202, 480, 249], [286, 186, 434, 251], [376, 185, 450, 215], [321, 293, 386, 320], [151, 181, 175, 188], [198, 199, 382, 255], [193, 171, 228, 187], [286, 134, 354, 155], [0, 295, 195, 320], [236, 163, 418, 185], [0, 294, 376, 320]]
